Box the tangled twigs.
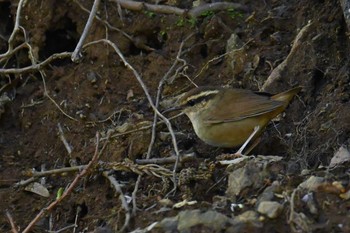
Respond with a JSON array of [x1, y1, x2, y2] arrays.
[[106, 161, 173, 178], [17, 160, 172, 189], [146, 33, 194, 159], [108, 112, 183, 140], [0, 0, 25, 60], [110, 0, 249, 17], [0, 0, 41, 67], [21, 132, 104, 233], [85, 39, 181, 191], [16, 158, 172, 187]]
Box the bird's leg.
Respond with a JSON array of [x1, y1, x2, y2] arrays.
[[243, 136, 261, 155], [234, 126, 260, 157], [217, 126, 261, 165]]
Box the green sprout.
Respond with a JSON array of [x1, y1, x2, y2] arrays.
[[56, 187, 64, 200], [144, 11, 156, 18], [159, 30, 167, 40], [159, 30, 166, 36], [187, 17, 197, 27], [176, 17, 186, 27], [176, 17, 197, 28], [227, 8, 243, 19], [200, 10, 215, 18]]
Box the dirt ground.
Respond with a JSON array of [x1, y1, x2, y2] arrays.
[[1, 0, 350, 232]]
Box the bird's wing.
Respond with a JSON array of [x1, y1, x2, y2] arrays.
[[204, 89, 283, 124]]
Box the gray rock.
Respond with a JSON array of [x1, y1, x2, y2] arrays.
[[298, 176, 325, 191], [257, 201, 283, 219]]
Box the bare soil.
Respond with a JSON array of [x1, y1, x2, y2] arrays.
[[1, 0, 350, 232]]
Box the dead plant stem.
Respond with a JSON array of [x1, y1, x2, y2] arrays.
[[71, 0, 101, 62]]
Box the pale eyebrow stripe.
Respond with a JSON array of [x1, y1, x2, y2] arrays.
[[186, 90, 219, 102]]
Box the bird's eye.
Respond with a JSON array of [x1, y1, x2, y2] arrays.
[[187, 99, 196, 106]]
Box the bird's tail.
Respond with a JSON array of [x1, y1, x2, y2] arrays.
[[271, 87, 302, 106]]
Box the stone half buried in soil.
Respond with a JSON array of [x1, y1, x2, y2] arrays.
[[226, 33, 248, 76], [155, 209, 262, 232], [257, 201, 283, 219], [329, 146, 350, 168], [225, 155, 284, 197]]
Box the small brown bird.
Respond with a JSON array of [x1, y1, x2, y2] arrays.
[[172, 86, 301, 155]]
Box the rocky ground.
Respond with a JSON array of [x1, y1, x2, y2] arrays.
[[1, 0, 350, 232]]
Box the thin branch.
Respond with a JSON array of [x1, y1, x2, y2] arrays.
[[0, 42, 27, 64], [190, 2, 249, 17], [0, 0, 25, 59], [5, 211, 18, 233], [57, 123, 73, 155], [71, 0, 101, 62], [13, 177, 36, 187], [0, 52, 72, 74], [48, 224, 77, 233], [16, 159, 173, 188], [30, 166, 86, 178], [131, 175, 142, 216], [287, 188, 298, 224], [135, 152, 197, 165], [105, 112, 184, 140], [40, 69, 79, 122], [146, 33, 193, 159], [73, 0, 133, 41], [109, 0, 248, 17]]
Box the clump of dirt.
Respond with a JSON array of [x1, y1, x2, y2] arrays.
[[0, 0, 350, 232]]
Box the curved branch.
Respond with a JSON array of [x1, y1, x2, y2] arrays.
[[0, 52, 72, 74], [0, 0, 26, 59]]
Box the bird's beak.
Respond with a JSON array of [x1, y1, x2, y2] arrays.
[[162, 105, 183, 114]]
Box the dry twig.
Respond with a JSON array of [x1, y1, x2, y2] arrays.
[[0, 0, 26, 60], [109, 0, 248, 17], [71, 0, 101, 62], [16, 160, 173, 189], [5, 211, 18, 233], [74, 0, 136, 41], [146, 33, 194, 159], [106, 112, 183, 140], [40, 71, 80, 122], [57, 123, 73, 155], [84, 39, 181, 191], [0, 52, 72, 75], [136, 152, 197, 165], [131, 175, 142, 216]]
